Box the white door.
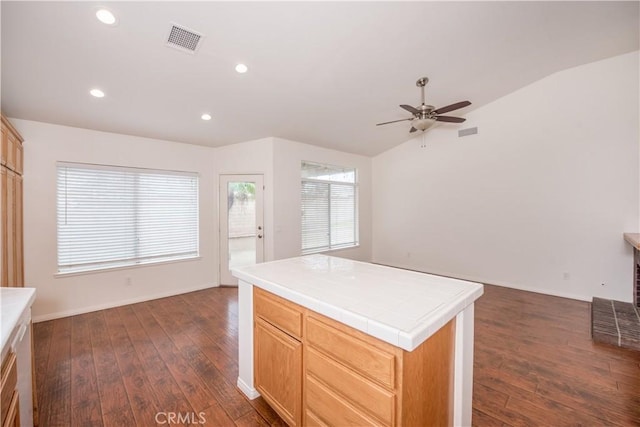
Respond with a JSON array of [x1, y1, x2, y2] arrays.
[[220, 174, 264, 285]]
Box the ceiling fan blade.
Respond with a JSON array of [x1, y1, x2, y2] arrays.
[[435, 115, 466, 123], [376, 118, 412, 126], [400, 104, 420, 114], [433, 101, 471, 115], [409, 127, 418, 133]]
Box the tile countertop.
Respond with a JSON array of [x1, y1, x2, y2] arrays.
[[232, 255, 484, 351], [1, 287, 36, 358]]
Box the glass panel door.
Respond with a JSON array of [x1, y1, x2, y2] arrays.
[[220, 175, 264, 285]]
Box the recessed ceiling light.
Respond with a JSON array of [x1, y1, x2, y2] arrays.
[[96, 8, 117, 25], [201, 113, 212, 121], [90, 88, 105, 98], [235, 63, 248, 74]]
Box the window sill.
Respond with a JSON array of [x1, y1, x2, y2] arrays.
[[54, 256, 202, 278]]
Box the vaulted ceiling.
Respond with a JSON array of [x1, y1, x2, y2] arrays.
[[2, 1, 638, 156]]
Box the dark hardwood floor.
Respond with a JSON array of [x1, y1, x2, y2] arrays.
[[473, 285, 639, 426], [33, 284, 640, 426]]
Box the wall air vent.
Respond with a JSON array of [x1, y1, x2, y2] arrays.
[[166, 23, 203, 53]]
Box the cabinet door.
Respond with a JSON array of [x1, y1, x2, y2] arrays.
[[0, 125, 6, 166], [0, 168, 15, 287], [0, 167, 7, 285], [1, 168, 23, 287], [13, 174, 23, 286], [5, 132, 16, 173], [14, 143, 22, 176], [254, 318, 302, 426]]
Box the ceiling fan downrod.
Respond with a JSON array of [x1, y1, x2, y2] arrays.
[[416, 77, 428, 107]]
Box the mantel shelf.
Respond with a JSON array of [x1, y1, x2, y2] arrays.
[[623, 233, 640, 250]]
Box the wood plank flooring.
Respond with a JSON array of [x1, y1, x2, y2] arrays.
[[473, 285, 640, 426], [33, 285, 640, 426]]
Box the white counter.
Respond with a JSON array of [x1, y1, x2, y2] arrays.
[[1, 287, 36, 427], [233, 255, 483, 426], [232, 254, 483, 351], [1, 287, 36, 359]]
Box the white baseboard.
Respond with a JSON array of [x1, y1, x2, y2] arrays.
[[32, 282, 218, 322], [371, 260, 591, 302], [237, 377, 260, 400]]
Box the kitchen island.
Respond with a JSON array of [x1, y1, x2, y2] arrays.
[[233, 255, 483, 426], [1, 287, 36, 427]]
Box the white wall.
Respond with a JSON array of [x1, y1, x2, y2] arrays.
[[17, 52, 634, 320], [15, 119, 218, 321], [16, 124, 373, 320], [372, 51, 639, 302], [272, 138, 372, 261]]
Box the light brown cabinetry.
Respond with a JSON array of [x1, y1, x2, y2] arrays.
[[255, 319, 303, 426], [254, 288, 303, 426], [254, 288, 455, 427], [1, 113, 24, 287], [3, 393, 19, 427], [1, 352, 20, 427]]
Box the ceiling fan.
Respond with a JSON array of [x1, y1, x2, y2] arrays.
[[376, 77, 471, 133]]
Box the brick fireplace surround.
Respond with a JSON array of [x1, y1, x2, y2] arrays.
[[590, 234, 640, 351], [623, 233, 640, 307]]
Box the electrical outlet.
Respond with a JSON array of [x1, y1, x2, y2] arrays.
[[126, 276, 132, 286]]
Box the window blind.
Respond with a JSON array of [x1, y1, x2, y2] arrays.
[[57, 162, 199, 274], [301, 161, 357, 254]]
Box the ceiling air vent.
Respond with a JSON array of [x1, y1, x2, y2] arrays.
[[166, 23, 203, 53]]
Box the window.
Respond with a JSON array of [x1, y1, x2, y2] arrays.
[[301, 161, 357, 254], [57, 162, 199, 274]]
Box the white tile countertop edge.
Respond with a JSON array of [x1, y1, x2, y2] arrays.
[[1, 287, 36, 356], [233, 255, 484, 351]]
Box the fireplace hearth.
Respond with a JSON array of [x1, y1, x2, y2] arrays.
[[591, 297, 640, 351]]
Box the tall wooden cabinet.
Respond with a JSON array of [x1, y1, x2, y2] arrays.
[[1, 113, 24, 287]]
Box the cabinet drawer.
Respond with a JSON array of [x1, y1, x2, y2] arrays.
[[1, 352, 17, 426], [255, 288, 302, 338], [306, 317, 395, 389], [306, 347, 394, 425], [306, 375, 383, 427], [305, 410, 328, 427], [2, 391, 19, 427]]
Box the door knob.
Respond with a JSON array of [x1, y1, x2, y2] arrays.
[[258, 234, 263, 239], [258, 226, 262, 230]]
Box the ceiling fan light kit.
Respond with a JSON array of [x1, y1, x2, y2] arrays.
[[412, 118, 436, 131], [377, 76, 471, 134]]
